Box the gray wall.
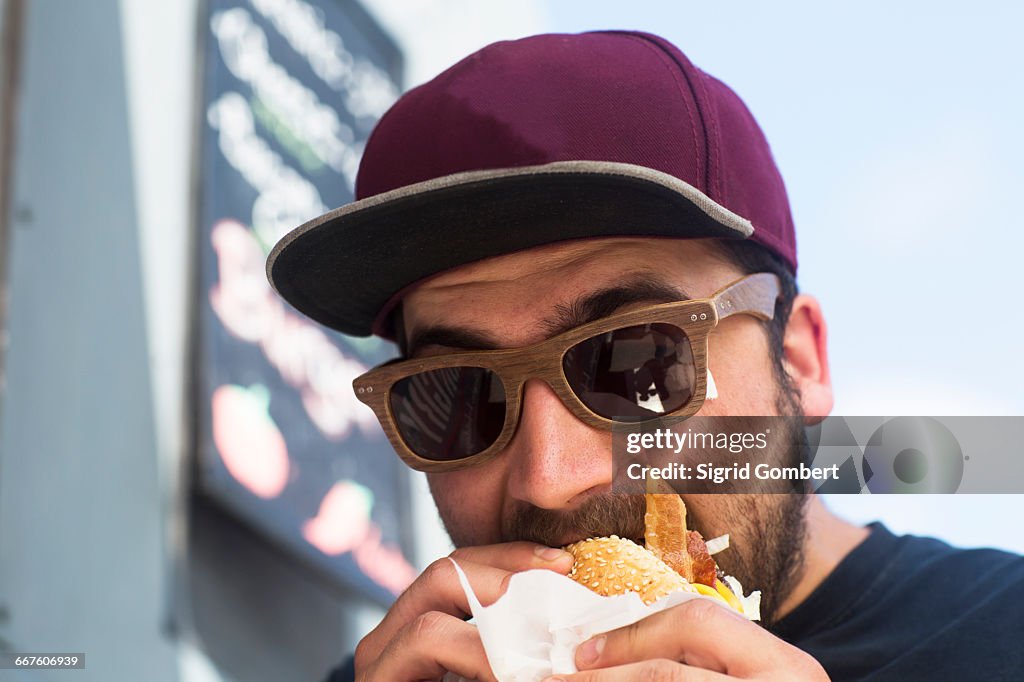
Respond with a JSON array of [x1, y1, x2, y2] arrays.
[[0, 0, 178, 680], [0, 2, 394, 680]]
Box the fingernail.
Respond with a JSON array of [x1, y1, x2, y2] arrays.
[[577, 635, 605, 666], [535, 546, 568, 561], [542, 677, 566, 682]]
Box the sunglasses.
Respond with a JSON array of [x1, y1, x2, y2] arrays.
[[354, 272, 780, 472]]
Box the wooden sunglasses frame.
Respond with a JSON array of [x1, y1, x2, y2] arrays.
[[353, 272, 781, 472]]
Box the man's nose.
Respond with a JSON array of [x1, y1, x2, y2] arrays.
[[504, 378, 612, 509]]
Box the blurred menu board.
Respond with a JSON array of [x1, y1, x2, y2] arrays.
[[196, 0, 414, 604]]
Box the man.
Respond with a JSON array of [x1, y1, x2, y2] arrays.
[[268, 32, 1023, 681]]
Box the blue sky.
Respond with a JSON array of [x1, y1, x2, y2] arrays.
[[539, 2, 1024, 551], [541, 2, 1024, 413]]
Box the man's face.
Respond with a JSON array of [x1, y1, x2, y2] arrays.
[[400, 236, 807, 622]]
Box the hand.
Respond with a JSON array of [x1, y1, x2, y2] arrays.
[[546, 598, 829, 681], [354, 542, 574, 681]]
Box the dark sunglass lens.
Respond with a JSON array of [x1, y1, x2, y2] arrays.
[[563, 323, 694, 420], [389, 367, 506, 461]]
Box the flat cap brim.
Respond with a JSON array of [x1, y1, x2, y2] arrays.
[[266, 161, 754, 339]]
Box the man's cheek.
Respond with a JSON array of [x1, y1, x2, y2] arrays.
[[428, 473, 504, 546], [707, 356, 777, 416]]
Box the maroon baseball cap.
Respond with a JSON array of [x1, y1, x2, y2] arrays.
[[267, 30, 796, 339]]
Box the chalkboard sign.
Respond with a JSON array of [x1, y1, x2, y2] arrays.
[[196, 0, 414, 604]]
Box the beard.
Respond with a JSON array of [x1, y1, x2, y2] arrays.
[[438, 379, 810, 627]]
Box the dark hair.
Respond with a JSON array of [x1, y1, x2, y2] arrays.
[[710, 239, 799, 397]]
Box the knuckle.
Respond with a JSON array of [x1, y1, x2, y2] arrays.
[[789, 651, 829, 680], [352, 633, 377, 671], [449, 546, 472, 562], [409, 610, 449, 642], [678, 596, 720, 625], [498, 570, 514, 597], [353, 635, 389, 682], [423, 557, 454, 584], [352, 637, 368, 670]]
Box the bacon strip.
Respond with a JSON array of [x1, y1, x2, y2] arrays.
[[686, 530, 718, 587], [644, 492, 720, 587]]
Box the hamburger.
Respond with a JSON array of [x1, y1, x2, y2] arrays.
[[563, 494, 759, 619]]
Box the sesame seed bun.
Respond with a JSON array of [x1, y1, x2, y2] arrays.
[[564, 535, 699, 605]]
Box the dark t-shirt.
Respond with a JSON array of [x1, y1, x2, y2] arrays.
[[324, 523, 1024, 681], [771, 522, 1024, 680]]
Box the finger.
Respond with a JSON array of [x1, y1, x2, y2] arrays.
[[449, 541, 575, 574], [575, 597, 772, 675], [358, 558, 509, 665], [358, 548, 570, 666], [361, 611, 497, 682], [547, 658, 733, 682], [388, 543, 573, 628]]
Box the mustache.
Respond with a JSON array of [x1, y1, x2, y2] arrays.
[[502, 493, 647, 547]]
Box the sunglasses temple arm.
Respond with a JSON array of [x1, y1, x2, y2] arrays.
[[711, 273, 781, 321]]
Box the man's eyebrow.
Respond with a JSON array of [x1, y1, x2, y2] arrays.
[[405, 276, 690, 357], [406, 326, 499, 357], [542, 276, 690, 336]]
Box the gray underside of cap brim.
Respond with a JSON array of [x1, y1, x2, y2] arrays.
[[267, 161, 754, 337]]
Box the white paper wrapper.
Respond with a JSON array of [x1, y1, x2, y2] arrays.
[[442, 558, 758, 682]]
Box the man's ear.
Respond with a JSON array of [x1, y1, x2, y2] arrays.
[[782, 294, 833, 423]]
